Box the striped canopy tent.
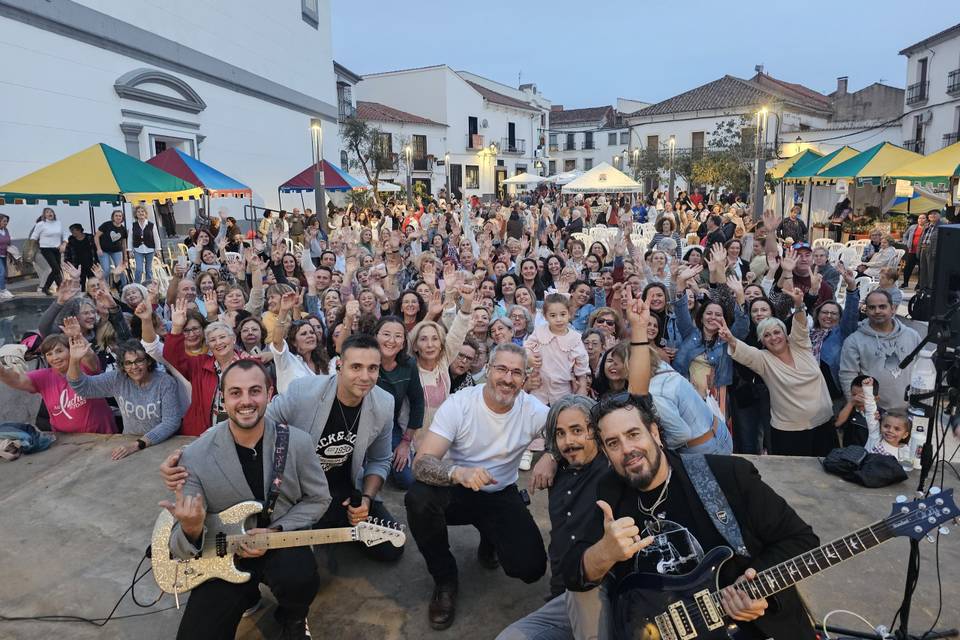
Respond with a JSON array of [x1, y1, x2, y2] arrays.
[[888, 186, 947, 213], [147, 148, 251, 198], [884, 140, 960, 190], [817, 142, 922, 186], [767, 149, 823, 180], [279, 160, 368, 193], [0, 143, 202, 206], [782, 146, 860, 184]]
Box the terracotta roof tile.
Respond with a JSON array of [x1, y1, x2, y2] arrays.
[[355, 101, 445, 127], [464, 80, 539, 111], [550, 106, 614, 126]]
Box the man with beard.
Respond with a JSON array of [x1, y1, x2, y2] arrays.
[[496, 395, 606, 640], [562, 393, 819, 639], [406, 343, 549, 630], [162, 359, 330, 640]]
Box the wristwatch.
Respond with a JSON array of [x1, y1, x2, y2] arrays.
[[136, 438, 147, 450]]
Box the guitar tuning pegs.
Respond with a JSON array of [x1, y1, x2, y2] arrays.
[[926, 535, 935, 543], [938, 526, 950, 536], [896, 495, 907, 503]]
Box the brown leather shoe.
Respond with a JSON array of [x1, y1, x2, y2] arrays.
[[428, 583, 458, 630]]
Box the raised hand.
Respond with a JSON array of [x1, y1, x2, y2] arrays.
[[158, 484, 206, 541], [708, 243, 727, 271], [761, 208, 780, 232], [203, 290, 219, 314], [787, 286, 804, 310], [345, 299, 360, 318], [60, 316, 83, 339], [809, 270, 823, 294], [171, 298, 188, 332], [279, 291, 299, 314], [677, 264, 703, 285], [716, 317, 735, 345], [596, 500, 651, 564], [55, 278, 81, 305], [427, 289, 444, 317], [68, 334, 91, 361], [458, 283, 475, 313], [94, 286, 117, 311], [91, 263, 105, 282], [61, 261, 81, 282], [840, 264, 857, 292], [134, 301, 153, 321], [726, 274, 745, 304], [779, 247, 798, 273]]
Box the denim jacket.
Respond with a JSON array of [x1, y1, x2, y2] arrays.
[[671, 293, 748, 388], [813, 289, 859, 389]]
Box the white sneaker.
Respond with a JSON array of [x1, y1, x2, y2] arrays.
[[0, 290, 12, 301], [519, 450, 533, 471]]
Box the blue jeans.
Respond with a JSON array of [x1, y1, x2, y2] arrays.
[[495, 591, 602, 640], [99, 251, 127, 288], [680, 418, 734, 455], [389, 425, 413, 489], [0, 255, 6, 290], [133, 251, 154, 283]]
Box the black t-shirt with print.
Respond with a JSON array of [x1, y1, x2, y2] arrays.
[[98, 221, 127, 253], [316, 398, 362, 500]]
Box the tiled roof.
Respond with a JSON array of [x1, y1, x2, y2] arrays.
[[899, 23, 960, 55], [356, 101, 445, 126], [750, 73, 831, 110], [630, 75, 777, 117], [550, 106, 613, 126], [464, 80, 539, 112]]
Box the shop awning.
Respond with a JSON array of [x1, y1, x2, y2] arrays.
[[502, 172, 547, 185], [817, 142, 922, 185], [0, 143, 202, 205], [561, 163, 643, 193], [884, 140, 960, 187], [280, 160, 368, 192], [767, 149, 823, 180], [782, 146, 860, 184], [147, 148, 251, 198]]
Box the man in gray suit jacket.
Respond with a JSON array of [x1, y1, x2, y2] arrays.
[[266, 334, 404, 562], [162, 359, 330, 640]]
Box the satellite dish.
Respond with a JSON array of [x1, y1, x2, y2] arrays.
[[481, 119, 489, 129]]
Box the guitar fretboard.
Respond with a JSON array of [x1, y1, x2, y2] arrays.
[[227, 527, 355, 552]]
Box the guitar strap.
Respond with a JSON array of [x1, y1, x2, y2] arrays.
[[679, 454, 749, 557], [264, 423, 290, 520]]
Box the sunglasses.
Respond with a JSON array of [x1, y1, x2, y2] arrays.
[[595, 318, 616, 326]]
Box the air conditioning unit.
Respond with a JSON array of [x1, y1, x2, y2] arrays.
[[481, 119, 489, 129]]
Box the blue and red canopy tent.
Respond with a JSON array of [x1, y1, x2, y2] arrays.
[[147, 148, 251, 198], [278, 160, 368, 210]]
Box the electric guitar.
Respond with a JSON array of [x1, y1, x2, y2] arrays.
[[610, 488, 957, 640], [150, 500, 405, 594]]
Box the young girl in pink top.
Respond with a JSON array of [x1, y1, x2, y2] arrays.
[[524, 293, 590, 405]]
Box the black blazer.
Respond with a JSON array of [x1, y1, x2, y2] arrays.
[[562, 452, 819, 639]]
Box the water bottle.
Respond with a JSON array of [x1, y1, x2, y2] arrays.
[[907, 354, 936, 471]]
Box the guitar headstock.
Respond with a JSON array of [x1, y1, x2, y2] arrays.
[[888, 488, 957, 541], [355, 519, 406, 548]]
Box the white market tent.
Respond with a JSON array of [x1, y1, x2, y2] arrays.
[[502, 172, 547, 185], [545, 169, 583, 185], [371, 180, 401, 192], [561, 162, 643, 193]]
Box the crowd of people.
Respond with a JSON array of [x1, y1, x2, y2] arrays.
[[0, 190, 942, 639]]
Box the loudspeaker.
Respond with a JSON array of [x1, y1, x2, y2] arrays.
[[930, 223, 960, 343]]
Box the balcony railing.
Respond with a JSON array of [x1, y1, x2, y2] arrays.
[[581, 140, 596, 150], [466, 134, 485, 150], [944, 133, 959, 148], [338, 101, 356, 120], [904, 139, 925, 154], [635, 143, 777, 166], [948, 69, 960, 96], [500, 138, 526, 154], [412, 156, 435, 172], [375, 154, 399, 172], [905, 81, 929, 105], [563, 141, 576, 151]]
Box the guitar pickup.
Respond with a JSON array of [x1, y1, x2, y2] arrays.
[[694, 589, 724, 630], [667, 602, 696, 640]]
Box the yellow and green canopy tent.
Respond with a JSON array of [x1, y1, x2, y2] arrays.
[[0, 143, 203, 206], [817, 142, 922, 186], [885, 140, 960, 188], [767, 149, 822, 180], [783, 146, 860, 184]]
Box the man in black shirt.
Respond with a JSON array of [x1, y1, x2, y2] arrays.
[[562, 394, 819, 639], [703, 215, 728, 251]]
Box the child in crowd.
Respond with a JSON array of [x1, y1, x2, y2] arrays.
[[862, 378, 911, 457], [835, 375, 880, 447], [877, 267, 902, 308]]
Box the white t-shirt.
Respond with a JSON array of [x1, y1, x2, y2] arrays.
[[429, 385, 549, 492]]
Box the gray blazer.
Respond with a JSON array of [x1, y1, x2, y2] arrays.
[[169, 418, 331, 559], [266, 374, 395, 497]]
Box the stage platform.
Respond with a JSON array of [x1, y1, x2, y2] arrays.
[[0, 433, 956, 640]]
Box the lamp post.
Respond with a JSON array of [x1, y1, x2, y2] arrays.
[[668, 135, 676, 202], [404, 144, 412, 206], [752, 106, 769, 221], [489, 142, 498, 199], [444, 151, 451, 200], [310, 118, 328, 235]]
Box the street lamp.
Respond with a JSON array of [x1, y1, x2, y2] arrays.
[[668, 135, 676, 201], [444, 151, 451, 200], [404, 144, 413, 206], [310, 118, 328, 234], [752, 107, 769, 221]]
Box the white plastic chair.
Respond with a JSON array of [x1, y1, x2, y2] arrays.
[[846, 239, 870, 249], [828, 242, 845, 265], [812, 238, 833, 250], [839, 247, 861, 268]]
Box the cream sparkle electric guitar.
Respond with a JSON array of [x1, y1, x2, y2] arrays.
[[150, 500, 405, 594]]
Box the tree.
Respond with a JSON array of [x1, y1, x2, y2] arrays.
[[690, 116, 755, 194], [340, 116, 394, 205]]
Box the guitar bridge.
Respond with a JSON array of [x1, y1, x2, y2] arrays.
[[667, 601, 696, 640], [654, 613, 679, 640], [693, 590, 723, 630]]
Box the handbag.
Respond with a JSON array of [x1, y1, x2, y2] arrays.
[[23, 226, 39, 263]]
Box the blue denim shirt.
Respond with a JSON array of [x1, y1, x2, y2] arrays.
[[649, 363, 725, 449], [815, 289, 859, 388], [671, 293, 748, 388], [571, 303, 595, 332]]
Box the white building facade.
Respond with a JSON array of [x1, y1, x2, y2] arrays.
[[355, 66, 549, 200], [899, 23, 960, 154], [0, 0, 340, 238], [546, 105, 633, 176]]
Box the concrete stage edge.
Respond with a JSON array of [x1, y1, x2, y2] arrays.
[[0, 434, 956, 640]]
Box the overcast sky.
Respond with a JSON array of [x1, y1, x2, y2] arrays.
[[332, 1, 958, 107]]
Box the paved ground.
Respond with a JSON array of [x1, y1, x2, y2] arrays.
[[0, 431, 956, 640]]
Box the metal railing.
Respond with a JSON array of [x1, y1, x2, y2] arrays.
[[581, 140, 596, 150], [500, 138, 526, 154], [904, 139, 925, 154], [563, 140, 576, 151], [338, 102, 356, 120], [412, 156, 435, 172], [948, 69, 960, 95], [905, 81, 929, 105], [548, 143, 559, 152], [944, 132, 959, 147], [466, 134, 485, 150], [375, 154, 399, 171]]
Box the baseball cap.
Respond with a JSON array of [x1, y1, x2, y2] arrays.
[[793, 241, 812, 252]]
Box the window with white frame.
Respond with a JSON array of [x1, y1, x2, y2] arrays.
[[607, 132, 617, 146], [465, 165, 480, 189], [301, 0, 319, 27], [620, 131, 629, 144]]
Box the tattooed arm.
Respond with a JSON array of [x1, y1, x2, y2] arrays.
[[413, 425, 497, 491], [412, 454, 458, 486]]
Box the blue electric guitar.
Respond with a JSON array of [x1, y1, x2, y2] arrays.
[[610, 489, 957, 640]]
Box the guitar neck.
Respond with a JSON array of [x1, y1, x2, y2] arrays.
[[228, 527, 356, 552], [714, 518, 895, 610]]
